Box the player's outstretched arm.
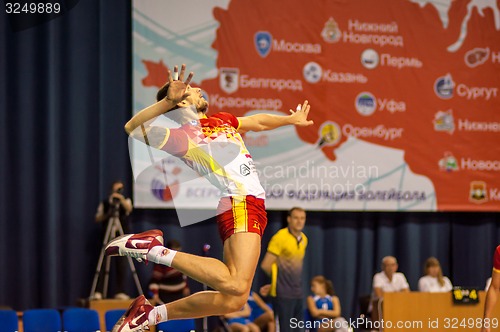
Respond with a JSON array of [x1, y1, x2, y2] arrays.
[[237, 100, 313, 133], [124, 64, 193, 135]]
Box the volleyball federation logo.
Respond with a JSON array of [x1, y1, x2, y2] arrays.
[[151, 163, 182, 202]]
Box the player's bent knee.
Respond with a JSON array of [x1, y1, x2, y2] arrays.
[[221, 279, 251, 297], [222, 294, 248, 314]]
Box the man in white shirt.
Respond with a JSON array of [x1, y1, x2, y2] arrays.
[[371, 256, 409, 321]]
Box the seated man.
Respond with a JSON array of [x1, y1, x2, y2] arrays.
[[370, 256, 409, 321]]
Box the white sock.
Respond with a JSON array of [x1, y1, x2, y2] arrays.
[[148, 304, 168, 325], [147, 246, 177, 266]]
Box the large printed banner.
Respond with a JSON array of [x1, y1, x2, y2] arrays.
[[132, 0, 500, 212]]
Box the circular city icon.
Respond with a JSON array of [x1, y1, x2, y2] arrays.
[[303, 61, 323, 84], [361, 49, 379, 69], [355, 92, 377, 116]]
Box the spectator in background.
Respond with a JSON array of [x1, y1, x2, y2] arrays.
[[149, 239, 190, 304], [481, 245, 500, 332], [93, 180, 133, 300], [418, 257, 452, 292], [224, 302, 260, 332], [248, 290, 274, 332], [307, 275, 348, 332], [261, 207, 308, 332], [371, 256, 409, 321]]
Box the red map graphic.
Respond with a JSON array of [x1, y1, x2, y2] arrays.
[[141, 0, 500, 211]]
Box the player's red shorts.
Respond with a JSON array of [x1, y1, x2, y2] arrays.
[[216, 195, 267, 242]]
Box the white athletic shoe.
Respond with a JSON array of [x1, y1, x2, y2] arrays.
[[105, 229, 164, 262]]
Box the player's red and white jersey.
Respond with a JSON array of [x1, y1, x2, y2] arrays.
[[494, 245, 500, 273], [159, 112, 265, 199]]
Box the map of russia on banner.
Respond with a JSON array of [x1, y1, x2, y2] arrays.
[[132, 0, 500, 212]]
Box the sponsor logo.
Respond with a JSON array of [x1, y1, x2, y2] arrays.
[[240, 164, 251, 176], [317, 121, 341, 147], [469, 181, 488, 204], [130, 312, 146, 327], [254, 30, 322, 57], [465, 47, 489, 68], [433, 74, 497, 100], [438, 152, 459, 172], [151, 162, 182, 202], [361, 49, 379, 69], [219, 68, 239, 94], [433, 110, 455, 134], [219, 69, 303, 93], [303, 62, 323, 84], [321, 17, 341, 43], [355, 92, 406, 116], [129, 240, 150, 250], [434, 74, 455, 99], [304, 62, 368, 84], [355, 92, 377, 116], [254, 31, 272, 57]]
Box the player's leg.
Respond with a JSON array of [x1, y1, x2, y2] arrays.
[[164, 232, 261, 319], [109, 233, 261, 330]]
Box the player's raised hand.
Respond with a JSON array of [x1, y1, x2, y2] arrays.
[[289, 100, 313, 126], [165, 64, 194, 104]]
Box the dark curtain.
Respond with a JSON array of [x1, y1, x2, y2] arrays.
[[0, 0, 499, 322], [0, 0, 132, 310]]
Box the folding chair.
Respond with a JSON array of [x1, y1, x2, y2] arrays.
[[0, 309, 18, 332], [62, 308, 100, 332], [157, 318, 196, 332], [23, 309, 61, 332]]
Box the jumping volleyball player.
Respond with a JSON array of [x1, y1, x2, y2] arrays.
[[105, 64, 313, 331]]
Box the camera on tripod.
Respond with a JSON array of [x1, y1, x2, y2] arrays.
[[111, 187, 123, 204]]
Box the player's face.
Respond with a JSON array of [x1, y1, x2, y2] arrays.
[[185, 85, 208, 112], [287, 209, 306, 233]]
